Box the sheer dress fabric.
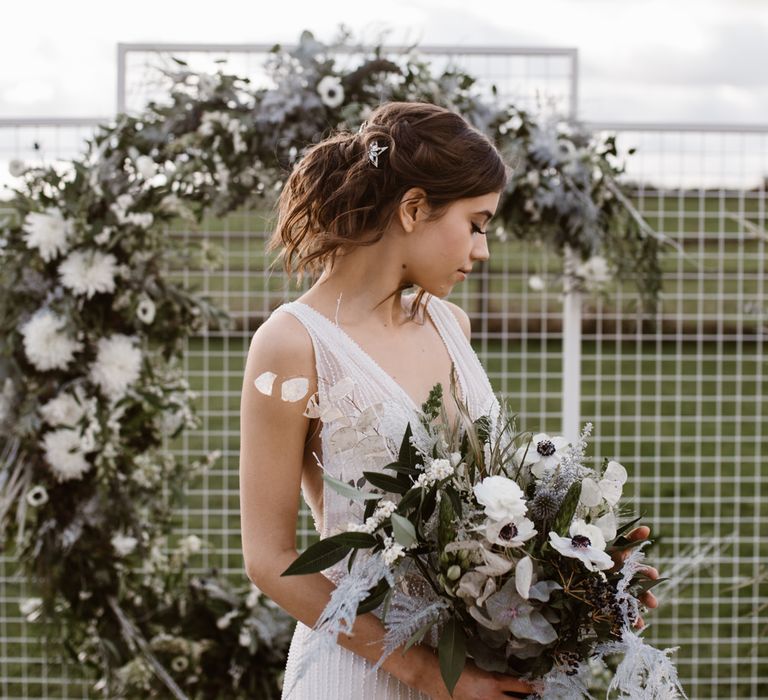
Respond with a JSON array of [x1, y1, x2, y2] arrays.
[[272, 292, 501, 699]]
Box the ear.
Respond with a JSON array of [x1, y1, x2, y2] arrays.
[[397, 187, 428, 233]]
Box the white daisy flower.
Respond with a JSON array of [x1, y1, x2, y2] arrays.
[[21, 207, 74, 262], [136, 296, 156, 324], [20, 309, 83, 372], [41, 428, 92, 482], [89, 334, 142, 402], [317, 75, 345, 108], [548, 519, 614, 572], [58, 249, 118, 299], [473, 475, 527, 522], [25, 485, 49, 507], [111, 532, 138, 557], [513, 432, 569, 478]]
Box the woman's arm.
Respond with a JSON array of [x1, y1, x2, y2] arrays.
[[239, 312, 432, 690]]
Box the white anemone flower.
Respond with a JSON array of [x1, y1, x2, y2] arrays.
[[473, 475, 527, 522], [20, 309, 83, 371], [548, 519, 614, 572], [89, 334, 142, 402], [580, 460, 628, 507], [513, 432, 569, 478], [136, 296, 156, 324], [21, 207, 74, 262], [58, 249, 118, 299], [317, 75, 345, 108], [41, 429, 92, 482], [476, 516, 537, 548], [25, 485, 49, 507]]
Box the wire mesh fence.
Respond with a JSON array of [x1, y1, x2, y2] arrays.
[[0, 43, 765, 699]]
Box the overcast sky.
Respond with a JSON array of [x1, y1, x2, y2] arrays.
[[1, 0, 767, 125]]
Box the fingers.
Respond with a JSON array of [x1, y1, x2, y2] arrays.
[[496, 674, 535, 694], [627, 525, 650, 541], [640, 590, 659, 608]]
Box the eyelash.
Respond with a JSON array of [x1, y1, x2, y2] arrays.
[[471, 223, 487, 236]]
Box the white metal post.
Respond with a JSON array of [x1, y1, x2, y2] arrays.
[[562, 244, 582, 442]]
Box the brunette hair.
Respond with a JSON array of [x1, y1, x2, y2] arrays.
[[266, 100, 511, 320]]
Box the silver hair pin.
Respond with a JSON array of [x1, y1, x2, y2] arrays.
[[367, 140, 388, 168]]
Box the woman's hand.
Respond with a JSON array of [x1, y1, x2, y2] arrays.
[[418, 657, 534, 700], [609, 525, 659, 628]]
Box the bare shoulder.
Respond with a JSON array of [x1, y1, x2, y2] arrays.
[[242, 308, 319, 420], [439, 299, 472, 342]]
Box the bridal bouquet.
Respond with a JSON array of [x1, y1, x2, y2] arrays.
[[282, 371, 685, 699]]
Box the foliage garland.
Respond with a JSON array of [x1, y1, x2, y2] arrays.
[[0, 25, 665, 697]]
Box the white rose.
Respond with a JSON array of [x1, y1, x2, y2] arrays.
[[473, 475, 527, 522]]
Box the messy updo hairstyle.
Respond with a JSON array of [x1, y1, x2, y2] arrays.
[[266, 101, 511, 320]]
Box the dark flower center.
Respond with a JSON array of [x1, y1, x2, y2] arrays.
[[571, 534, 591, 549], [537, 439, 556, 456], [499, 523, 519, 541]]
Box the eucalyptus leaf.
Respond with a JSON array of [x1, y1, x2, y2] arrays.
[[438, 618, 467, 696], [391, 513, 417, 547], [322, 473, 381, 501]]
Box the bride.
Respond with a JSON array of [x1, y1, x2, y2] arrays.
[[238, 101, 658, 699]]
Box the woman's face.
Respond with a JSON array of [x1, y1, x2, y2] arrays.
[[401, 189, 500, 298]]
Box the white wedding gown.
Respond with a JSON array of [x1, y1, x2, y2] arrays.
[[273, 291, 502, 700]]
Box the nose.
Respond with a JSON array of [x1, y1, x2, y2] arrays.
[[471, 233, 490, 263]]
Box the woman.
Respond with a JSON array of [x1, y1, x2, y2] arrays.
[[239, 102, 657, 699]]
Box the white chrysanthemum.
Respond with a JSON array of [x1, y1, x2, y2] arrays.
[[90, 334, 142, 401], [317, 75, 345, 108], [39, 387, 89, 427], [20, 309, 83, 371], [21, 207, 74, 262], [382, 535, 406, 566], [111, 532, 138, 557], [41, 428, 92, 482], [136, 296, 156, 324], [58, 249, 118, 299], [548, 519, 614, 572]]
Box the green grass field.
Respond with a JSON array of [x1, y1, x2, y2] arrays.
[[1, 191, 766, 698]]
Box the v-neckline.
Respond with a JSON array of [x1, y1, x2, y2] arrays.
[[289, 293, 468, 418]]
